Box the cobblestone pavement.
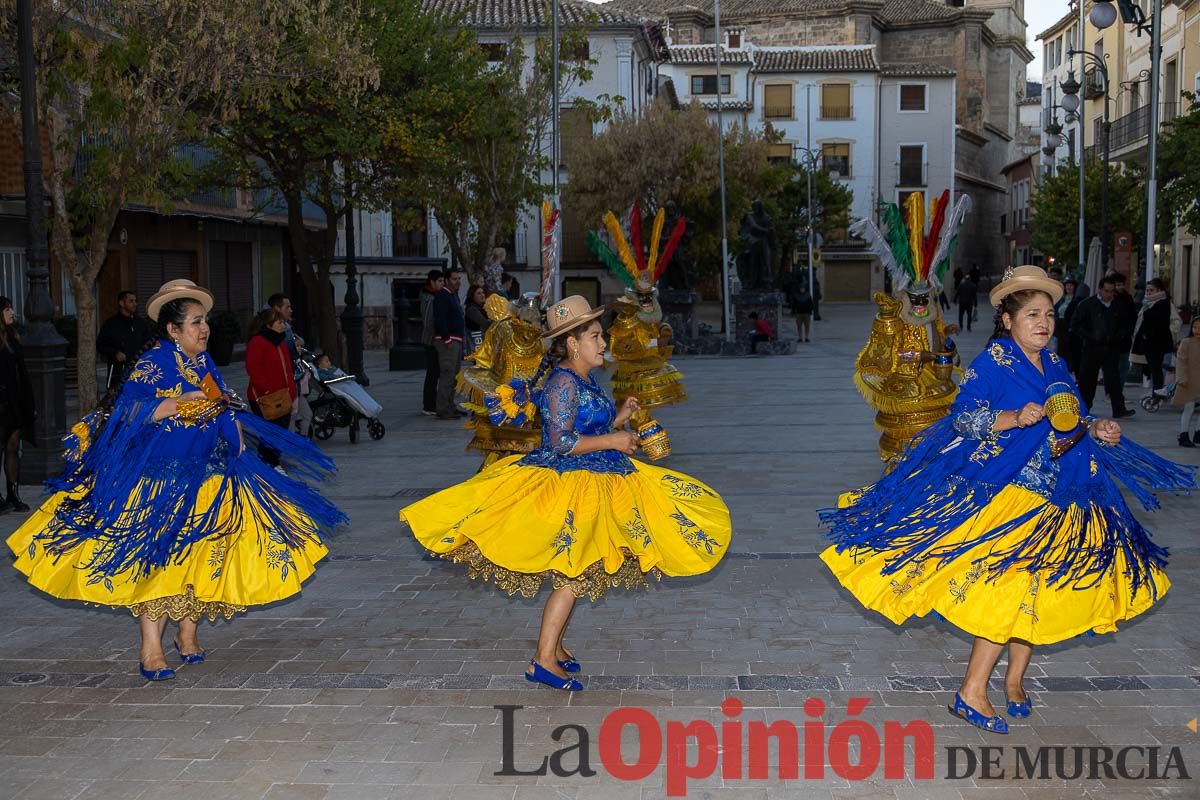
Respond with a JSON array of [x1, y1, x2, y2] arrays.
[[0, 304, 1196, 799]]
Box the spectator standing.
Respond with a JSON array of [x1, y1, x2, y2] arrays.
[[419, 270, 444, 416], [748, 312, 774, 354], [268, 293, 310, 435], [789, 281, 813, 343], [0, 298, 33, 512], [1111, 274, 1138, 387], [464, 285, 491, 354], [1175, 317, 1200, 447], [97, 290, 151, 390], [1056, 278, 1082, 372], [1070, 275, 1135, 418], [968, 266, 981, 323], [502, 272, 522, 301], [483, 248, 506, 294], [433, 269, 466, 419], [811, 276, 822, 321], [1130, 278, 1178, 393], [245, 308, 297, 470], [955, 273, 977, 332]]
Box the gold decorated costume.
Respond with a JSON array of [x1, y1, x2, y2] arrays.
[[849, 190, 972, 460], [584, 203, 689, 410], [457, 294, 546, 469], [609, 295, 686, 409], [855, 291, 960, 460]]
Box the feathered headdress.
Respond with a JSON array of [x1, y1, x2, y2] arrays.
[[850, 190, 971, 293], [584, 203, 686, 291]]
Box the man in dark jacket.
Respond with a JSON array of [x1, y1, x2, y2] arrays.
[[97, 290, 150, 389], [955, 274, 977, 332], [1111, 273, 1138, 386], [1070, 275, 1135, 418], [432, 268, 465, 419], [419, 269, 444, 416]]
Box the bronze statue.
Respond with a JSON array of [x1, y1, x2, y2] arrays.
[[737, 200, 777, 290]]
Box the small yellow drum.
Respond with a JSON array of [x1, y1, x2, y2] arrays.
[[1044, 381, 1081, 432]]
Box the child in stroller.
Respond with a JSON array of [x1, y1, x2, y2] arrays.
[[300, 349, 386, 442]]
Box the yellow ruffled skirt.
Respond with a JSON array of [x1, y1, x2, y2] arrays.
[[7, 477, 329, 620], [400, 456, 730, 600], [821, 485, 1169, 645]]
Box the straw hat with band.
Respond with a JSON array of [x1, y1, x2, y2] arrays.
[[543, 295, 605, 341], [988, 265, 1063, 308], [146, 279, 214, 323]]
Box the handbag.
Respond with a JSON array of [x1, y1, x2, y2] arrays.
[[254, 346, 293, 421]]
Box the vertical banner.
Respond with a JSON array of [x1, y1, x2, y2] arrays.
[[540, 198, 562, 307]]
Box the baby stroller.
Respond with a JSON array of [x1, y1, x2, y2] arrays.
[[1141, 382, 1177, 413], [298, 348, 386, 443]]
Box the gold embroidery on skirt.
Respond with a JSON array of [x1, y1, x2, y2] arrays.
[[437, 541, 661, 601], [127, 584, 246, 621]]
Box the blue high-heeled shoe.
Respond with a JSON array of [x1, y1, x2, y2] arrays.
[[557, 654, 581, 673], [173, 640, 206, 665], [948, 692, 1008, 734], [525, 660, 583, 692], [1006, 694, 1033, 718], [139, 662, 176, 682]]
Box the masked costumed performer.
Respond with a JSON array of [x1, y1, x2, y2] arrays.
[[7, 280, 347, 681], [852, 191, 969, 459], [401, 296, 731, 691], [821, 266, 1195, 734], [587, 205, 688, 409]]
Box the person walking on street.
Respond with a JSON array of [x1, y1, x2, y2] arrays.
[[1071, 275, 1135, 418], [1175, 318, 1200, 447], [955, 273, 977, 332], [1111, 274, 1138, 387], [0, 298, 34, 513], [97, 290, 151, 390], [1130, 278, 1178, 394], [420, 270, 444, 416], [433, 269, 466, 419], [811, 276, 823, 321], [1056, 278, 1082, 373], [789, 281, 813, 343], [246, 308, 298, 470], [268, 294, 311, 436]]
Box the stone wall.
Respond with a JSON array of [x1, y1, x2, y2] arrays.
[[740, 14, 858, 47]]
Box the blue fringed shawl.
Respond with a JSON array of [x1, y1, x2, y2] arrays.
[[37, 341, 347, 580], [822, 339, 1196, 599]]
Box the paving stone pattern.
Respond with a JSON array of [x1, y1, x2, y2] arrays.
[[0, 305, 1196, 799]]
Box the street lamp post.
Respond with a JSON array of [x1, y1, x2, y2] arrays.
[[1062, 53, 1114, 272], [15, 0, 68, 483], [1085, 0, 1165, 282], [792, 145, 822, 303]]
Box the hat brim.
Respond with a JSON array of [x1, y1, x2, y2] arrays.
[[989, 277, 1063, 308], [147, 286, 215, 322], [543, 306, 605, 341]]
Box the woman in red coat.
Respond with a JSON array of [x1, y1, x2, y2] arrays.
[[245, 308, 297, 468]]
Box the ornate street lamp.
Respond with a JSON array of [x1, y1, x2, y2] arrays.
[[1062, 56, 1114, 272]]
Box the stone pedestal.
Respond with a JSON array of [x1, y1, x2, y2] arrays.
[[730, 291, 795, 356], [660, 289, 700, 343]]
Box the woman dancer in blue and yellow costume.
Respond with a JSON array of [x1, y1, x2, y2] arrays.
[[821, 266, 1195, 734], [7, 280, 345, 681], [401, 296, 730, 691]]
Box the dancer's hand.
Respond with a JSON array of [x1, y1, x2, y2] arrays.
[[1092, 418, 1121, 446], [615, 397, 640, 428], [1015, 402, 1044, 427], [609, 430, 639, 455]]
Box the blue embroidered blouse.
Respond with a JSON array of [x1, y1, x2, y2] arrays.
[[519, 367, 634, 475]]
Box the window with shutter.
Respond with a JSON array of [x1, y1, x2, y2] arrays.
[[820, 143, 851, 178], [136, 250, 195, 308], [763, 85, 793, 119], [559, 107, 593, 170], [899, 85, 926, 112], [768, 143, 793, 164], [820, 84, 851, 119]]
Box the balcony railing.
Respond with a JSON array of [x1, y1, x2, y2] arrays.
[[1105, 102, 1180, 152], [820, 105, 852, 120], [764, 103, 794, 119]]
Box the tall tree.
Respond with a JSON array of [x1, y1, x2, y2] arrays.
[[1156, 94, 1200, 240], [0, 0, 370, 410], [383, 13, 601, 276], [564, 100, 790, 278], [1029, 160, 1148, 269]]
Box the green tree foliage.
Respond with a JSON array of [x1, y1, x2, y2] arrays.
[[0, 0, 354, 409], [1157, 94, 1200, 239], [563, 101, 790, 279], [1029, 160, 1148, 270], [383, 12, 603, 277], [770, 163, 854, 271]]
